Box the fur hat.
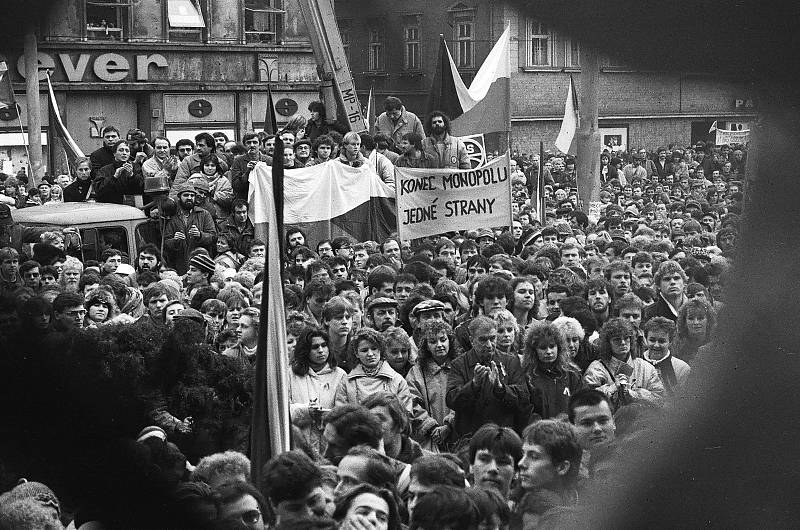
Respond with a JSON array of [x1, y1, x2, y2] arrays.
[[0, 480, 61, 517], [173, 182, 196, 196]]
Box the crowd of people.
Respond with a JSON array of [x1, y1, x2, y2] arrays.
[[0, 95, 743, 529]]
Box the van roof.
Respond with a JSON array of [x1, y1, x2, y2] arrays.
[[12, 202, 148, 225]]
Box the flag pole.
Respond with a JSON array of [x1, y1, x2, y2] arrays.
[[538, 141, 545, 224]]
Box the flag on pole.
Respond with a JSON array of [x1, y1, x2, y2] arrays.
[[0, 61, 15, 110], [708, 121, 718, 133], [248, 139, 291, 479], [425, 26, 511, 136], [263, 83, 279, 135], [555, 76, 579, 155], [46, 72, 85, 167], [365, 83, 376, 135]]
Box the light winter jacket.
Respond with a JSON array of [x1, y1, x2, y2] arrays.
[[290, 364, 346, 453], [334, 361, 414, 414], [406, 360, 453, 440], [582, 356, 665, 405]]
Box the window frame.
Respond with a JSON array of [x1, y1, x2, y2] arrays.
[[367, 24, 385, 73], [565, 38, 580, 68], [165, 0, 207, 43], [338, 19, 352, 66], [454, 17, 475, 70], [526, 18, 554, 68], [84, 0, 131, 41], [403, 22, 421, 71], [244, 0, 284, 45]]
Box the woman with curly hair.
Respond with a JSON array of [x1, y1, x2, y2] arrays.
[[289, 328, 346, 454], [522, 321, 583, 420], [508, 275, 539, 329], [333, 328, 413, 414], [672, 298, 717, 365], [406, 320, 457, 450], [582, 317, 665, 409]]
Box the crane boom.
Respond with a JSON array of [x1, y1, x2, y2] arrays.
[[298, 0, 366, 133]]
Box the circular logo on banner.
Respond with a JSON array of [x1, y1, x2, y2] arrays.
[[187, 99, 213, 118], [462, 135, 487, 169]]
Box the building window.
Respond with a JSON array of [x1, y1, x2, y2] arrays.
[[368, 26, 384, 72], [85, 0, 130, 41], [526, 19, 552, 67], [245, 0, 283, 44], [167, 0, 206, 42], [404, 24, 420, 71], [455, 18, 474, 69], [565, 39, 580, 67], [338, 19, 352, 66]]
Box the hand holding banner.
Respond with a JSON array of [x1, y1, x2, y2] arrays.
[[396, 154, 512, 241]]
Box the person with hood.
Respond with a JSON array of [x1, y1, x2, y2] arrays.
[[84, 285, 135, 327], [289, 327, 347, 454], [374, 96, 425, 150]]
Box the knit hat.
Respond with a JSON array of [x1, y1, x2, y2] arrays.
[[136, 425, 168, 443], [555, 222, 573, 236], [609, 229, 628, 242], [188, 174, 210, 193], [0, 480, 61, 517], [174, 182, 197, 196], [189, 254, 216, 275]]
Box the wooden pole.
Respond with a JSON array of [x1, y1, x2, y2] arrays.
[[24, 28, 42, 187], [575, 46, 600, 212]]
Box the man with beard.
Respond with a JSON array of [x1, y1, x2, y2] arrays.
[[586, 277, 612, 329], [421, 111, 470, 170], [89, 125, 120, 179], [231, 132, 272, 201], [163, 183, 217, 274], [446, 316, 528, 440], [135, 244, 162, 279]]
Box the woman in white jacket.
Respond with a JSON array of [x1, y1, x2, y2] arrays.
[[583, 317, 665, 408], [289, 328, 346, 454]]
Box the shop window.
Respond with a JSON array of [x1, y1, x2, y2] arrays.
[[404, 22, 421, 71], [368, 25, 385, 72], [85, 0, 130, 41], [526, 19, 553, 67], [245, 0, 284, 44], [167, 0, 206, 43], [455, 17, 474, 69]]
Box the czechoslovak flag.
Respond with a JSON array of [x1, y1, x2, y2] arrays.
[[555, 75, 579, 155]]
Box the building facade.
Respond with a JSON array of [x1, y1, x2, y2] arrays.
[[1, 0, 320, 176], [334, 0, 757, 157]]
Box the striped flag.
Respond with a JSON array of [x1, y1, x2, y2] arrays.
[[555, 75, 579, 155], [46, 73, 85, 167], [365, 83, 376, 134], [426, 25, 511, 136], [248, 141, 291, 475]]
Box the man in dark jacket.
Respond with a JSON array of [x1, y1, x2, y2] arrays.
[[230, 132, 272, 201], [446, 316, 528, 441], [89, 125, 120, 180], [163, 183, 217, 274], [219, 199, 254, 255]]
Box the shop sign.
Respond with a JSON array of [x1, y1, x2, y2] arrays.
[[15, 52, 168, 83]]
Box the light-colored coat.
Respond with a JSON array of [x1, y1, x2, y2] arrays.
[[583, 356, 665, 404], [406, 360, 453, 439], [334, 361, 414, 414], [290, 364, 346, 453]]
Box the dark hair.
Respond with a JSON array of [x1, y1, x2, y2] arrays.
[[176, 138, 195, 151], [323, 404, 382, 450], [333, 484, 401, 530], [195, 132, 215, 148], [410, 455, 466, 488], [409, 486, 480, 530], [215, 480, 274, 526], [401, 132, 424, 151], [53, 291, 84, 313], [292, 328, 333, 376], [261, 450, 321, 506], [568, 389, 612, 423], [383, 96, 403, 112], [425, 111, 452, 135], [359, 133, 376, 151], [361, 391, 409, 436], [468, 423, 523, 466], [313, 134, 335, 150], [597, 317, 636, 360], [417, 320, 457, 365], [101, 125, 120, 136], [520, 419, 581, 477]]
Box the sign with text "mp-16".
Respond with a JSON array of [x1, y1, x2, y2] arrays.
[[395, 154, 512, 241]]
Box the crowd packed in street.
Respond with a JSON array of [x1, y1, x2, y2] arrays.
[[0, 96, 744, 529]]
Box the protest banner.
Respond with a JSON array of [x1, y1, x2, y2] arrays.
[[395, 153, 512, 241], [709, 121, 750, 145]]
